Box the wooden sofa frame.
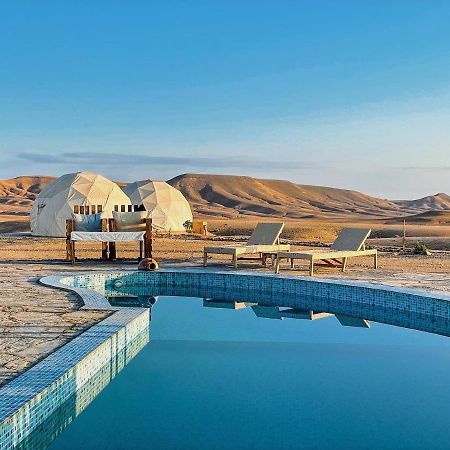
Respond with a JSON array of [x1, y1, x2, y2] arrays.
[[66, 218, 153, 263]]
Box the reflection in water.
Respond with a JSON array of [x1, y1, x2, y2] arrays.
[[251, 305, 335, 321], [15, 328, 149, 450], [106, 283, 450, 337], [209, 302, 369, 328], [335, 315, 370, 328], [203, 299, 251, 310], [108, 295, 159, 308]]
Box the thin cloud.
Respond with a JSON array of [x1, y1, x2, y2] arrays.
[[17, 151, 325, 171], [393, 166, 450, 172], [18, 152, 60, 163]]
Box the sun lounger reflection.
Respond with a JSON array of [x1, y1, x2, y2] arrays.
[[251, 305, 370, 328], [203, 299, 256, 310]]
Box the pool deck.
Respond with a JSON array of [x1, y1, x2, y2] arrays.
[[1, 256, 450, 389], [0, 262, 112, 387]]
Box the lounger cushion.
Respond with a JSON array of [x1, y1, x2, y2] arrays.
[[72, 213, 103, 232], [247, 222, 285, 245], [331, 228, 371, 251], [113, 211, 148, 232], [71, 231, 145, 242]]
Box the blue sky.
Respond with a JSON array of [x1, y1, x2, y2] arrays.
[[1, 1, 449, 199]]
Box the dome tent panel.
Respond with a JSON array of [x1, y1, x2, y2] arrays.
[[30, 171, 131, 237], [154, 183, 172, 205], [137, 184, 156, 197], [41, 174, 74, 197], [149, 206, 168, 231], [67, 188, 92, 204], [123, 180, 192, 232]]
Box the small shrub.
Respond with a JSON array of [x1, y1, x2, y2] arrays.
[[413, 241, 430, 255], [183, 220, 193, 232]]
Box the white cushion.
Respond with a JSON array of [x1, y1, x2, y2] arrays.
[[72, 213, 103, 232]]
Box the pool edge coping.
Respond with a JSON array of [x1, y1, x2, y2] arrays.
[[43, 266, 450, 302]]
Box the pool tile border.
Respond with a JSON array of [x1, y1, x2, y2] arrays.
[[59, 267, 450, 314]]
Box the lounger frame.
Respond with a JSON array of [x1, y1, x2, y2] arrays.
[[274, 228, 378, 275], [274, 249, 378, 275], [203, 243, 290, 268]]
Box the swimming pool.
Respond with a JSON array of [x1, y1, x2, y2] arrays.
[[4, 270, 450, 449]]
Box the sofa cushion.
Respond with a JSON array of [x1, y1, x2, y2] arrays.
[[112, 211, 148, 231], [72, 213, 103, 232]]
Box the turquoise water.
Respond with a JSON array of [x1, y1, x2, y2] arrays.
[[33, 289, 450, 449]]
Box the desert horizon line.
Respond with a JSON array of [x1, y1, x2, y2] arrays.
[[3, 171, 449, 203]]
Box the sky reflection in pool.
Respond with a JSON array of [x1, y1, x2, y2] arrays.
[[47, 291, 450, 450]]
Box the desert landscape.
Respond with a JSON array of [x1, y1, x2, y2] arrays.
[[1, 173, 449, 251]]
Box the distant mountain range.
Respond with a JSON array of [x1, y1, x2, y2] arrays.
[[169, 173, 450, 221], [0, 174, 449, 231]]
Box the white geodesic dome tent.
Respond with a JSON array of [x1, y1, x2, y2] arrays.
[[30, 172, 131, 237], [123, 180, 193, 232]]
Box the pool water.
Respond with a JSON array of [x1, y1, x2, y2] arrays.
[[40, 288, 450, 450]]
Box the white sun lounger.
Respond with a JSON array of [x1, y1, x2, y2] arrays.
[[203, 222, 290, 268], [274, 228, 377, 275]]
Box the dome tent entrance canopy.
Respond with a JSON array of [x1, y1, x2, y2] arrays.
[[30, 172, 131, 237], [123, 180, 193, 232]]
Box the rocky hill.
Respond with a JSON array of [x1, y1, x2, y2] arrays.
[[393, 193, 450, 211], [168, 173, 440, 219]]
